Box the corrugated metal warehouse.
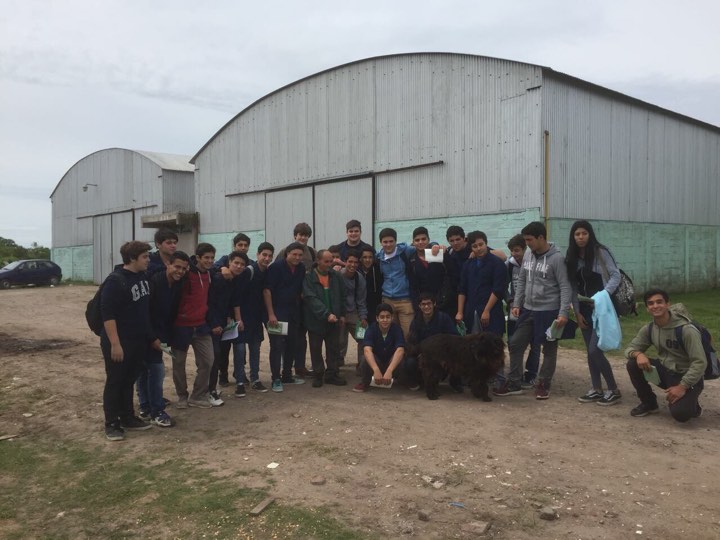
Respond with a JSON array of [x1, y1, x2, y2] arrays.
[[191, 52, 720, 292], [50, 148, 196, 282]]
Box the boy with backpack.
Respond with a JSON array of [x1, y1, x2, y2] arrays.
[[625, 288, 707, 422]]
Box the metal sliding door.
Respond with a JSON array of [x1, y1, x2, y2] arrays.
[[265, 187, 314, 251], [313, 177, 373, 250]]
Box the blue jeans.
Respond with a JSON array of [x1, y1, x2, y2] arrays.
[[136, 349, 165, 416], [233, 338, 262, 383]]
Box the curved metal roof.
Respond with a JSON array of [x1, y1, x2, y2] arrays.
[[190, 51, 719, 163], [50, 148, 193, 199]]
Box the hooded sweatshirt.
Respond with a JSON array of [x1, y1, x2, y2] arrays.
[[625, 308, 706, 388], [514, 242, 572, 318]]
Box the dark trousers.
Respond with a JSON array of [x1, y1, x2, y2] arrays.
[[218, 339, 233, 380], [268, 323, 297, 380], [101, 335, 146, 425], [360, 354, 417, 386], [293, 320, 308, 371], [308, 326, 341, 378], [209, 335, 223, 393], [580, 304, 618, 391], [626, 358, 703, 422]]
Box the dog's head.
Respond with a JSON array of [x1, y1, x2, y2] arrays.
[[468, 332, 506, 372]]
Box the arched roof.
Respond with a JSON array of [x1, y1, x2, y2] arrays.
[[50, 148, 193, 198], [190, 51, 719, 164]]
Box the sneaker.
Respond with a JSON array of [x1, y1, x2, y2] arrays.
[[138, 408, 151, 421], [520, 379, 536, 390], [535, 382, 550, 400], [597, 390, 622, 406], [120, 416, 152, 431], [281, 376, 305, 385], [176, 397, 188, 409], [105, 423, 125, 441], [218, 376, 230, 387], [312, 378, 323, 388], [151, 411, 173, 428], [353, 382, 368, 393], [188, 397, 212, 409], [234, 384, 246, 398], [493, 383, 523, 396], [271, 379, 284, 393], [408, 384, 420, 391], [578, 389, 604, 403], [324, 375, 347, 386], [294, 367, 311, 378], [251, 381, 268, 393], [208, 391, 225, 407], [630, 402, 659, 417]]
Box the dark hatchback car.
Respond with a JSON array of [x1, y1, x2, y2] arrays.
[[0, 259, 62, 289]]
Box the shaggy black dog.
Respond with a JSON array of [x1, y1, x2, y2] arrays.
[[417, 332, 505, 401]]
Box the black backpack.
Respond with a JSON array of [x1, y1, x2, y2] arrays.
[[646, 317, 720, 380], [85, 272, 128, 336]]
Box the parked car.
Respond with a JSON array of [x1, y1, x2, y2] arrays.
[[0, 259, 62, 289]]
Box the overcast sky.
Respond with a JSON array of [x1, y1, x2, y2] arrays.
[[1, 0, 718, 248]]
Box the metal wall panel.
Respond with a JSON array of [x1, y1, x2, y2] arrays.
[[194, 54, 545, 234], [313, 178, 373, 250], [162, 170, 195, 213], [111, 211, 134, 267], [225, 192, 265, 233], [265, 187, 314, 251], [93, 215, 112, 283], [542, 75, 720, 225]]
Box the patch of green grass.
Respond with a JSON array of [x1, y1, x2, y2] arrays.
[[0, 438, 369, 539], [561, 289, 720, 357]]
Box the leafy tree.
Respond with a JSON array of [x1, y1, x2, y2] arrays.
[[0, 237, 50, 266]]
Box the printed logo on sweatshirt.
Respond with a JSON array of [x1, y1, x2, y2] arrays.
[[131, 280, 150, 302], [665, 338, 680, 350]]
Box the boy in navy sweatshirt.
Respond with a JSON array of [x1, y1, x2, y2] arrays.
[[171, 243, 217, 409], [207, 251, 249, 402], [263, 241, 306, 392], [101, 241, 158, 441], [137, 251, 189, 428], [147, 228, 178, 276]]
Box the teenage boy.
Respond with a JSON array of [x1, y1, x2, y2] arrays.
[[207, 251, 249, 405], [456, 231, 508, 336], [303, 250, 347, 387], [406, 292, 459, 390], [353, 303, 407, 393], [147, 229, 178, 275], [410, 226, 452, 314], [264, 241, 307, 392], [275, 222, 316, 378], [101, 241, 157, 441], [359, 246, 384, 325], [337, 249, 368, 369], [232, 242, 274, 395], [494, 222, 571, 400], [215, 232, 251, 271], [506, 234, 540, 387], [171, 242, 217, 409], [138, 251, 190, 428], [625, 288, 706, 422], [376, 228, 441, 338], [337, 219, 373, 261]]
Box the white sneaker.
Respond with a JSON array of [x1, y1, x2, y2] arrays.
[[208, 391, 225, 407]]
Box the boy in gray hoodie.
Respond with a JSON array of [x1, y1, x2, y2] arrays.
[[625, 288, 705, 422], [494, 222, 572, 399]]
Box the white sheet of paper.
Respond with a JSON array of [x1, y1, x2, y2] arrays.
[[266, 321, 289, 336], [424, 248, 444, 263], [221, 323, 239, 341]]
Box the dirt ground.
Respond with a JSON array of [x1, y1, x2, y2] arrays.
[[1, 285, 720, 539]]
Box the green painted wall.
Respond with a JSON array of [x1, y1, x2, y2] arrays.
[[374, 209, 541, 251], [550, 219, 719, 293], [51, 245, 93, 282], [198, 230, 266, 256]]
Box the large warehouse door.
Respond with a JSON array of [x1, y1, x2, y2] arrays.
[[314, 178, 373, 250], [111, 211, 134, 267], [265, 187, 314, 252], [93, 215, 112, 284]]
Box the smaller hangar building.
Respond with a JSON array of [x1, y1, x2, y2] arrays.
[[50, 148, 196, 283]]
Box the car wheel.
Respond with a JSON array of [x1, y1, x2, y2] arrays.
[[49, 276, 60, 286], [0, 279, 10, 289]]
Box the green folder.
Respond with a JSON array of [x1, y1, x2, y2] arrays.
[[643, 366, 661, 386]]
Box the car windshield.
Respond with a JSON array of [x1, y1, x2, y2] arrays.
[[2, 261, 21, 270]]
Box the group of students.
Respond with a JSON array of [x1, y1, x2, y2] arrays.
[[99, 219, 707, 440]]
